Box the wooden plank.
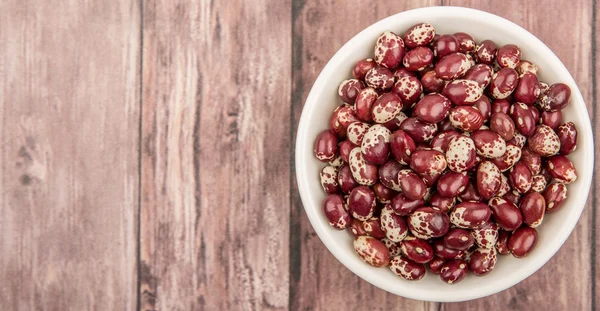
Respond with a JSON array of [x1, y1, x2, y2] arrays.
[[140, 0, 291, 310], [290, 1, 440, 310], [593, 2, 599, 309], [440, 0, 595, 310], [0, 1, 140, 310]]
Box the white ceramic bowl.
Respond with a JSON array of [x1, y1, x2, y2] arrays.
[[295, 6, 593, 302]]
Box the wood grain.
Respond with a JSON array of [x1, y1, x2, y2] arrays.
[[0, 1, 140, 310], [593, 1, 599, 309], [290, 1, 440, 310], [441, 0, 595, 310], [140, 0, 291, 310]]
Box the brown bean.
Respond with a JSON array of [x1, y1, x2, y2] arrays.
[[349, 147, 378, 186], [450, 201, 492, 229], [390, 193, 425, 216], [382, 111, 409, 131], [446, 135, 478, 173], [544, 183, 568, 213], [464, 63, 494, 88], [403, 46, 434, 71], [431, 130, 461, 153], [475, 40, 497, 64], [527, 125, 560, 157], [509, 161, 533, 193], [398, 169, 427, 200], [435, 53, 472, 79], [449, 106, 484, 132], [346, 122, 370, 145], [394, 67, 418, 80], [399, 117, 438, 143], [453, 32, 476, 53], [408, 207, 450, 239], [378, 160, 403, 191], [373, 183, 397, 204], [433, 34, 459, 59], [490, 143, 522, 172], [443, 228, 475, 251], [538, 83, 571, 111], [410, 149, 447, 178], [520, 192, 546, 228], [470, 247, 498, 276], [374, 31, 405, 69], [520, 147, 542, 175], [353, 58, 376, 80], [372, 92, 403, 124], [380, 204, 409, 242], [471, 130, 507, 159], [503, 190, 522, 206], [320, 166, 340, 194], [496, 44, 521, 69], [420, 70, 445, 93], [473, 95, 492, 122], [349, 218, 367, 237], [360, 124, 391, 165], [492, 99, 512, 114], [513, 72, 541, 104], [496, 230, 511, 255], [530, 106, 540, 123], [400, 236, 434, 263], [428, 257, 446, 275], [392, 76, 423, 107], [338, 79, 365, 104], [490, 112, 515, 141], [361, 217, 386, 239], [530, 174, 547, 193], [497, 174, 511, 197], [314, 130, 338, 162], [489, 197, 523, 231], [541, 110, 563, 129], [322, 193, 351, 230], [354, 236, 391, 267], [354, 87, 379, 122], [557, 122, 578, 155], [389, 256, 426, 280], [516, 60, 538, 76], [508, 226, 538, 258], [440, 259, 469, 284], [458, 180, 483, 202], [435, 171, 468, 198], [442, 79, 484, 106], [382, 238, 402, 257], [365, 66, 394, 90], [490, 68, 519, 99], [348, 185, 376, 221], [510, 102, 536, 136], [476, 161, 502, 199], [547, 155, 577, 184], [509, 133, 526, 148], [433, 239, 466, 260], [404, 22, 436, 48], [414, 93, 452, 123], [330, 104, 360, 138], [390, 129, 416, 165], [337, 165, 359, 194], [431, 189, 456, 209], [472, 220, 499, 249]]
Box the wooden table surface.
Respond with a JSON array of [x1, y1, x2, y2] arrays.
[[0, 0, 597, 310]]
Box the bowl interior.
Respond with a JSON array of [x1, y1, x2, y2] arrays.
[[295, 6, 593, 302]]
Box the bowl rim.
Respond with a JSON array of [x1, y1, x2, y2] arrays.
[[295, 6, 594, 302]]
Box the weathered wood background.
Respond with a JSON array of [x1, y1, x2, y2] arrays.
[[0, 0, 596, 310]]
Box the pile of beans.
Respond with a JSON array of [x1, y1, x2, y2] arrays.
[[314, 23, 578, 284]]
